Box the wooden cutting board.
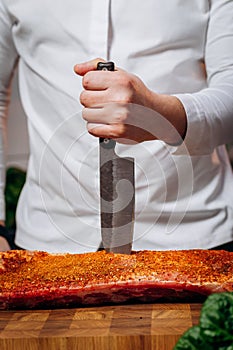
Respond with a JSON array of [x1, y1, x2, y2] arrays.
[[0, 303, 202, 350]]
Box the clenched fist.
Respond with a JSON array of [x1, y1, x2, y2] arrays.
[[74, 58, 187, 144]]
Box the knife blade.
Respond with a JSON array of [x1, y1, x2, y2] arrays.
[[97, 62, 135, 254]]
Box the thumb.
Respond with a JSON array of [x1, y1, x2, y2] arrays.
[[74, 57, 106, 76]]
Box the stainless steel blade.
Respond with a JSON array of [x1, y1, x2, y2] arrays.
[[99, 138, 135, 254]]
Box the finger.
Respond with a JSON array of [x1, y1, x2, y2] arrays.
[[74, 57, 105, 76], [82, 103, 127, 123], [82, 108, 105, 123], [87, 123, 121, 139], [87, 123, 140, 144], [82, 70, 115, 91], [87, 123, 107, 134], [80, 90, 107, 107], [82, 107, 115, 124], [80, 89, 125, 107]]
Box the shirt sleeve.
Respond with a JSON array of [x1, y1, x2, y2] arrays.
[[0, 1, 19, 220], [173, 0, 233, 156]]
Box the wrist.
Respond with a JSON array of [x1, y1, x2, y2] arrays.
[[147, 91, 187, 144]]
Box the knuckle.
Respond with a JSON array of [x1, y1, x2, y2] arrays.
[[121, 91, 133, 104], [115, 90, 133, 104], [115, 107, 129, 124], [117, 72, 132, 88], [115, 74, 134, 103], [108, 124, 126, 139]]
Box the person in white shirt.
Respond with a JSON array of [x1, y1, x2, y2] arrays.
[[0, 0, 233, 252]]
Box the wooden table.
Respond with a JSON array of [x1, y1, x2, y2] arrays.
[[0, 303, 202, 350]]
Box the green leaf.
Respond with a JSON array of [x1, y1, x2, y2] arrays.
[[200, 293, 233, 345], [174, 326, 213, 350], [174, 293, 233, 350], [4, 167, 26, 229]]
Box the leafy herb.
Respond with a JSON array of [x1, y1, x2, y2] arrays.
[[5, 167, 26, 229], [174, 292, 233, 350]]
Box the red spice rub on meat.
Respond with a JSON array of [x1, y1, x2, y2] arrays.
[[0, 249, 232, 309]]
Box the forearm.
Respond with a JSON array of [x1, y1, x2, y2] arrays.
[[143, 89, 187, 145], [153, 0, 233, 155], [175, 0, 233, 155], [174, 82, 233, 155]]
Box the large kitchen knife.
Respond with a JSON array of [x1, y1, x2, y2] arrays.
[[97, 62, 135, 254]]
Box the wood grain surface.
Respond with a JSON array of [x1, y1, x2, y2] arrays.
[[0, 303, 202, 350]]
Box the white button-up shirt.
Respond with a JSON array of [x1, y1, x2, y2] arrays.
[[0, 0, 233, 252]]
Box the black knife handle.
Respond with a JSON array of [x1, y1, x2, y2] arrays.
[[97, 61, 115, 72], [100, 137, 116, 149], [97, 62, 115, 148]]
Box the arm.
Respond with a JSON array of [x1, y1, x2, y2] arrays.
[[0, 1, 19, 249], [74, 0, 233, 155], [174, 0, 233, 155]]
